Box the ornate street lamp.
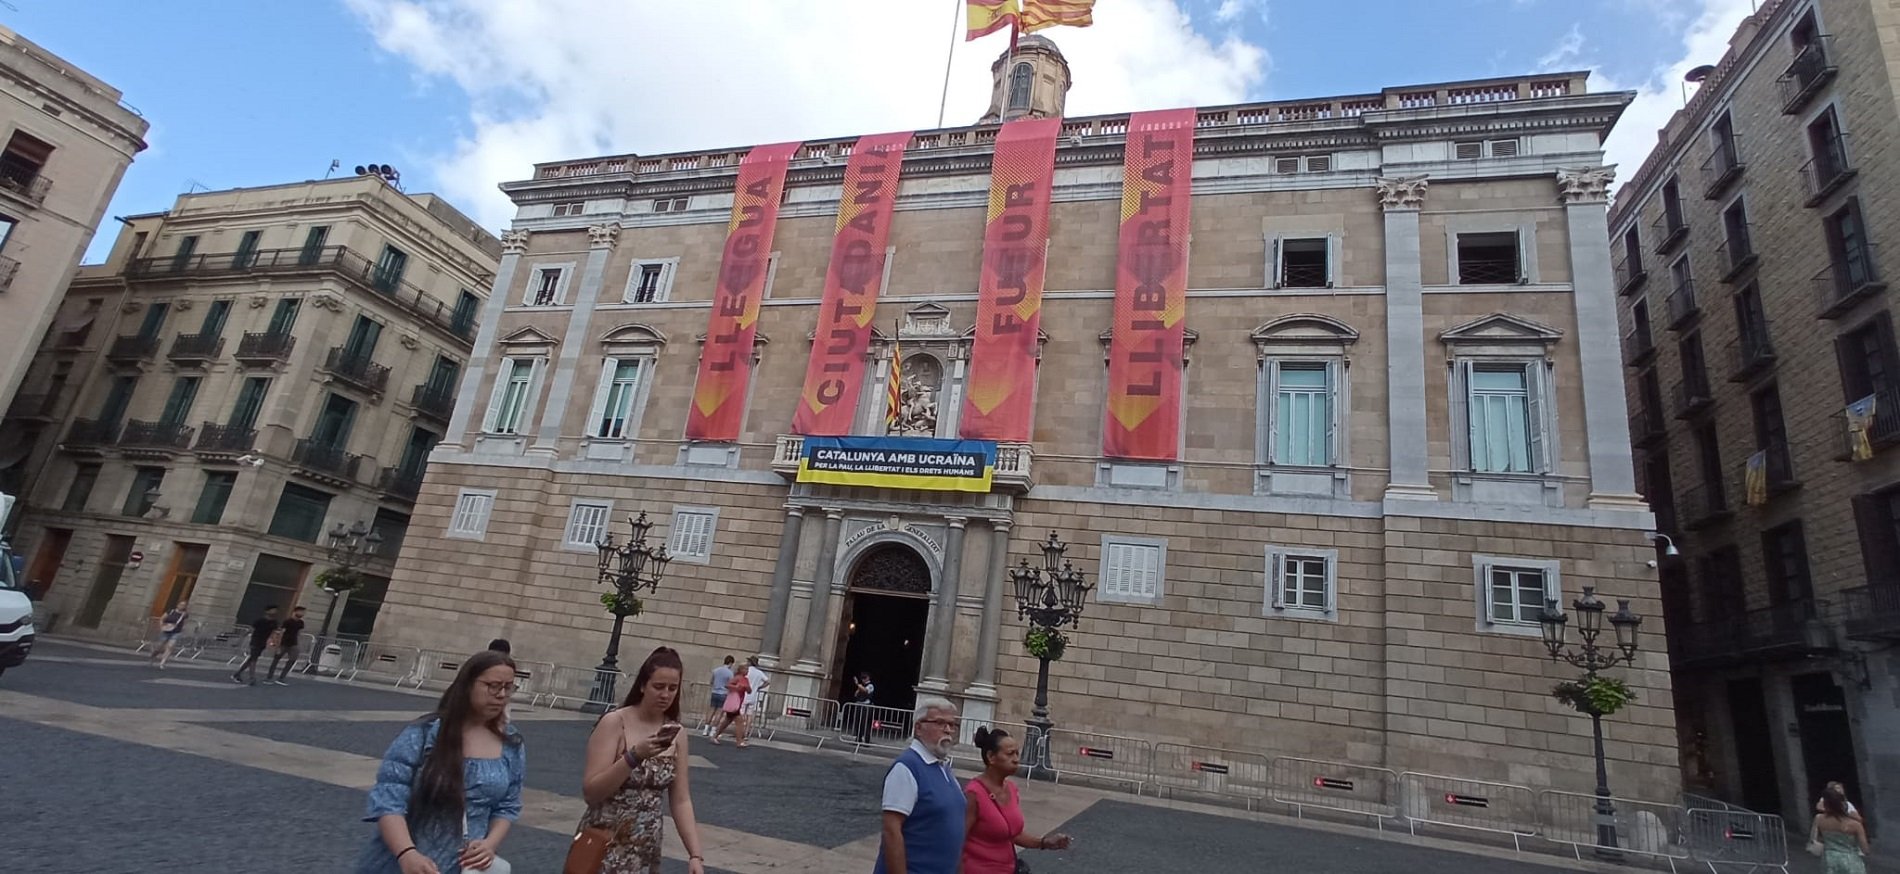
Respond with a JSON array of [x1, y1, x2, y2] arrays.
[[1010, 531, 1091, 775], [588, 512, 672, 709], [1540, 586, 1643, 853], [316, 520, 382, 663]]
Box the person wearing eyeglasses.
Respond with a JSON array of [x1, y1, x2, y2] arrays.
[[355, 649, 524, 874], [874, 697, 966, 874]]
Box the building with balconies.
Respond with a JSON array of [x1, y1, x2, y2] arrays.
[[367, 43, 1687, 804], [0, 174, 498, 646], [0, 27, 148, 464], [1611, 0, 1900, 838]]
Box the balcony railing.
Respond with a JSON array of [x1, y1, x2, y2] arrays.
[[292, 438, 362, 481], [1629, 405, 1667, 447], [106, 334, 159, 363], [1717, 231, 1757, 282], [235, 331, 295, 365], [125, 244, 477, 347], [1676, 600, 1831, 666], [1279, 262, 1328, 289], [1665, 279, 1699, 329], [118, 419, 194, 451], [1622, 323, 1656, 365], [1673, 375, 1714, 419], [1700, 140, 1745, 199], [1842, 584, 1900, 641], [1740, 443, 1797, 504], [1727, 325, 1776, 381], [1833, 385, 1900, 460], [324, 346, 391, 395], [1652, 201, 1689, 254], [410, 384, 455, 422], [5, 392, 54, 422], [166, 332, 225, 364], [1801, 132, 1855, 207], [63, 417, 118, 447], [1457, 257, 1521, 285], [1778, 36, 1837, 114], [1613, 254, 1647, 297], [194, 422, 256, 454], [1813, 243, 1886, 319], [1680, 478, 1730, 529], [770, 433, 1035, 492], [0, 166, 50, 204], [377, 465, 425, 501]]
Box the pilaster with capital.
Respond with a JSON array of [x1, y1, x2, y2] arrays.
[[791, 509, 847, 670], [1378, 176, 1434, 499], [529, 225, 619, 454], [1557, 166, 1643, 507], [445, 232, 527, 447], [919, 517, 968, 690], [758, 506, 807, 667], [965, 519, 1012, 697]]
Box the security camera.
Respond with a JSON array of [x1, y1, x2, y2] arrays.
[[235, 454, 265, 468], [1645, 559, 1659, 569]]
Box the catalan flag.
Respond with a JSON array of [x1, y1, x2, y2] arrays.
[[966, 0, 1020, 41], [1847, 393, 1878, 461], [1022, 0, 1096, 33], [886, 330, 903, 431]]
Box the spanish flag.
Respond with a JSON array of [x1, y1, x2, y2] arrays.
[[966, 0, 1019, 41], [886, 331, 903, 432], [1022, 0, 1096, 33]]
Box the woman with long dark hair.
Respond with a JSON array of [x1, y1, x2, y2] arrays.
[[577, 646, 708, 873], [1813, 783, 1870, 873], [960, 727, 1072, 873], [356, 650, 524, 874]]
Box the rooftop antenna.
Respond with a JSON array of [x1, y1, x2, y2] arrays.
[[184, 178, 209, 194], [323, 159, 340, 179], [1681, 64, 1716, 105]]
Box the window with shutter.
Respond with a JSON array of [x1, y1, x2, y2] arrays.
[[1455, 141, 1484, 160], [448, 489, 496, 539], [1099, 537, 1165, 604], [1473, 555, 1561, 635], [566, 501, 612, 548], [1489, 139, 1520, 158], [1304, 155, 1333, 173], [1274, 157, 1301, 174], [1266, 546, 1337, 619], [669, 508, 719, 563]]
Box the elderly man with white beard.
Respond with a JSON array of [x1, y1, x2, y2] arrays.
[[873, 697, 967, 874]]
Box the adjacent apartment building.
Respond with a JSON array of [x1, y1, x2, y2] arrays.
[[0, 26, 148, 445], [2, 175, 498, 641], [1611, 0, 1897, 832], [375, 43, 1682, 799]]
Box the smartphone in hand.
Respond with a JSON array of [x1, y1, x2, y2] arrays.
[[655, 722, 683, 748]]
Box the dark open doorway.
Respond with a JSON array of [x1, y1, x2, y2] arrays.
[[830, 543, 933, 715], [1727, 677, 1783, 815], [1792, 672, 1861, 813]]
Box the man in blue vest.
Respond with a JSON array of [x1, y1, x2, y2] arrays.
[[874, 696, 967, 874]]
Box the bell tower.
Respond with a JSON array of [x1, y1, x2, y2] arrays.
[[979, 35, 1072, 123]]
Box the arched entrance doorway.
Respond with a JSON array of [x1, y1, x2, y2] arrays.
[[830, 543, 931, 713]]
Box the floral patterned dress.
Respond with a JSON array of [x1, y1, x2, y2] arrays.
[[578, 745, 677, 873]]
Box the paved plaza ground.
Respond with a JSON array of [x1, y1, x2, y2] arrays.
[[0, 639, 1831, 873]]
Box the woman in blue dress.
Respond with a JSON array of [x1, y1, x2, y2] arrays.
[[356, 649, 525, 874]]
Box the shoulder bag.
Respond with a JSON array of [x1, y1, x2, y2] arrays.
[[564, 711, 624, 874]]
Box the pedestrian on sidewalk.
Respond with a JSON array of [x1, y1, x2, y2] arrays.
[[701, 655, 734, 736], [707, 666, 749, 746], [961, 727, 1072, 873], [151, 600, 188, 669], [847, 672, 875, 744], [739, 655, 770, 743], [231, 605, 279, 685], [355, 649, 524, 874], [874, 697, 966, 874], [265, 605, 307, 685], [1811, 783, 1870, 873], [576, 646, 708, 874]]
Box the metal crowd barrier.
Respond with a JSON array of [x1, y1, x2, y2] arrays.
[[407, 649, 471, 690], [293, 639, 363, 677], [1539, 790, 1689, 868], [1035, 728, 1154, 795], [509, 659, 554, 710], [130, 617, 165, 653], [346, 643, 422, 686], [852, 703, 916, 751], [1399, 772, 1540, 850], [1151, 742, 1274, 809], [757, 693, 845, 747], [532, 663, 626, 710], [1270, 757, 1401, 825], [1683, 808, 1789, 872]]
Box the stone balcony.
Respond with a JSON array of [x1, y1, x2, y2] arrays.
[[770, 434, 1035, 493]]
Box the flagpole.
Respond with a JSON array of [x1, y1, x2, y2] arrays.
[[936, 0, 961, 128]]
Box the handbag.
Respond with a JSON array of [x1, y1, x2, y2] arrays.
[[977, 781, 1034, 874], [564, 710, 625, 874]]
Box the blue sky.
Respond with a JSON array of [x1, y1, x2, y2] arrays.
[[8, 0, 1747, 262]]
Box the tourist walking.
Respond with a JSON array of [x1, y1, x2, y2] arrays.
[[151, 600, 188, 668], [230, 605, 279, 685], [701, 655, 734, 736], [961, 727, 1072, 873], [574, 646, 707, 874], [1812, 784, 1870, 873], [874, 697, 966, 874], [708, 666, 749, 746], [740, 655, 770, 741], [354, 649, 524, 874], [265, 605, 307, 685]]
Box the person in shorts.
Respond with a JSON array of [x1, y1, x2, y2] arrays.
[[703, 654, 735, 736], [151, 600, 189, 669]]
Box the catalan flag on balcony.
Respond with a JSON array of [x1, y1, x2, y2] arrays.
[[885, 329, 903, 432], [966, 0, 1019, 40], [1022, 0, 1096, 33], [1744, 450, 1768, 507], [1847, 393, 1878, 461]]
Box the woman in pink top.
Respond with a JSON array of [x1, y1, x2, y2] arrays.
[[961, 727, 1073, 874]]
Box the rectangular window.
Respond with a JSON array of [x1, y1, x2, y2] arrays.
[[1752, 383, 1792, 489], [653, 197, 689, 213], [1694, 420, 1726, 509], [626, 259, 677, 303], [448, 488, 496, 539], [193, 471, 236, 525], [199, 298, 233, 337], [1721, 199, 1753, 269], [267, 297, 301, 334], [1275, 237, 1331, 289], [668, 508, 719, 563], [158, 377, 201, 428], [1825, 199, 1878, 292], [169, 236, 198, 272], [565, 500, 613, 549], [1466, 363, 1538, 474], [136, 302, 170, 339], [1735, 283, 1772, 366], [1622, 227, 1643, 276], [1806, 107, 1850, 191], [1680, 334, 1710, 400], [451, 290, 479, 337], [0, 130, 51, 190], [372, 245, 408, 292], [97, 375, 137, 425], [298, 226, 329, 265], [1837, 315, 1900, 402], [1456, 231, 1521, 284], [589, 358, 645, 438], [232, 230, 262, 268], [483, 357, 540, 435], [62, 463, 99, 512], [551, 201, 585, 217], [1270, 362, 1333, 466], [1710, 113, 1741, 178], [228, 377, 270, 430], [425, 355, 460, 395], [1852, 488, 1900, 586], [267, 483, 333, 542], [341, 315, 382, 362], [1475, 556, 1560, 632], [1266, 546, 1337, 620], [1099, 536, 1165, 605], [123, 466, 166, 517], [397, 426, 438, 475], [1761, 521, 1814, 605], [312, 393, 359, 449], [1662, 178, 1686, 233], [527, 266, 568, 306]]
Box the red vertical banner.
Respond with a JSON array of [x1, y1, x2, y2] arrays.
[[686, 141, 802, 442], [791, 132, 911, 436], [959, 117, 1060, 442], [1103, 109, 1194, 460]]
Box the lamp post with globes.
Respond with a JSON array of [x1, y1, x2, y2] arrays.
[[588, 512, 672, 710], [1009, 531, 1092, 776], [1539, 587, 1643, 853], [318, 520, 383, 662]]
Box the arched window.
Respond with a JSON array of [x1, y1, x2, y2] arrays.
[[1007, 63, 1034, 111]]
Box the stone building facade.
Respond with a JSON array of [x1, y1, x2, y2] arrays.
[[0, 26, 148, 453], [3, 175, 498, 640], [378, 53, 1682, 800], [1611, 0, 1900, 835]]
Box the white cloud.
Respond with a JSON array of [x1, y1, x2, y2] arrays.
[[346, 0, 1267, 230], [1596, 0, 1758, 198], [1537, 23, 1585, 72]]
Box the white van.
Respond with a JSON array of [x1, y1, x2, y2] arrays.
[[0, 492, 31, 676]]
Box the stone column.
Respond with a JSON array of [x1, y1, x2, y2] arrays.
[[1379, 176, 1435, 500], [1558, 167, 1645, 510], [530, 224, 619, 455], [791, 509, 845, 670], [918, 517, 968, 691], [964, 519, 1012, 696], [757, 506, 806, 667], [446, 229, 528, 448]]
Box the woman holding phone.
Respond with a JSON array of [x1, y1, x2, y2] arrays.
[[578, 646, 708, 873]]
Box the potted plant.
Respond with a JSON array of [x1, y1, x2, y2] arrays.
[[1023, 626, 1068, 661]]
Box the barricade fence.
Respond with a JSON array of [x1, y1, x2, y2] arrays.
[[1683, 808, 1789, 871], [1399, 772, 1540, 851], [1151, 742, 1274, 810], [509, 659, 554, 710], [1270, 757, 1401, 825], [755, 692, 845, 747], [347, 643, 421, 686], [130, 617, 164, 653], [532, 663, 626, 710], [1039, 728, 1155, 795], [293, 639, 363, 677], [1539, 790, 1689, 865]]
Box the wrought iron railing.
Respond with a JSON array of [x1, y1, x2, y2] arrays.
[[1665, 279, 1699, 328], [410, 384, 455, 421], [1813, 242, 1885, 318], [1652, 198, 1689, 253], [1612, 253, 1646, 296], [119, 419, 194, 450], [377, 466, 425, 501], [1700, 139, 1744, 198], [1777, 36, 1836, 113], [1622, 323, 1655, 363], [1680, 478, 1729, 529], [324, 346, 391, 395], [0, 165, 50, 204], [106, 334, 159, 361], [235, 331, 295, 363], [1457, 257, 1520, 285], [1832, 385, 1900, 459], [167, 332, 225, 362], [292, 438, 361, 479], [64, 418, 118, 446], [1841, 584, 1900, 641], [1717, 229, 1755, 280], [1801, 131, 1854, 205], [1673, 375, 1713, 419], [194, 422, 256, 454], [1727, 324, 1775, 380]]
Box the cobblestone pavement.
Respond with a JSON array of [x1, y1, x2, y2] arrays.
[[2, 641, 1652, 873]]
